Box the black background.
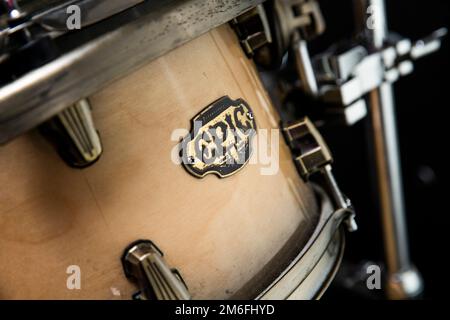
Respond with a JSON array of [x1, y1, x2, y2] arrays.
[[311, 0, 448, 300]]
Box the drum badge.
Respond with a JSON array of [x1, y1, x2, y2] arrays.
[[181, 96, 257, 178]]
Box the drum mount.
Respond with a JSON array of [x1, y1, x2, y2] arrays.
[[247, 0, 445, 299]]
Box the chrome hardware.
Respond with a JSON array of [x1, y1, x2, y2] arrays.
[[322, 164, 357, 232], [283, 117, 332, 180], [280, 0, 441, 299], [274, 0, 325, 96], [34, 0, 145, 32], [352, 0, 429, 299], [0, 0, 264, 144], [1, 0, 24, 19], [122, 240, 191, 300], [274, 0, 446, 126], [39, 99, 102, 168], [386, 267, 423, 300], [275, 119, 357, 299], [294, 38, 319, 95], [317, 28, 447, 108], [283, 117, 357, 232], [231, 4, 272, 57], [258, 186, 347, 300], [274, 0, 325, 44], [1, 0, 147, 41]]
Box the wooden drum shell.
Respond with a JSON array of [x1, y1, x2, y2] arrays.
[[0, 25, 321, 299]]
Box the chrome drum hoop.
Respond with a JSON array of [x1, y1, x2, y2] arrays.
[[257, 185, 349, 300]]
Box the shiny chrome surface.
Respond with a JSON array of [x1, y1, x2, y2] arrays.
[[355, 0, 423, 299], [34, 0, 145, 31], [257, 186, 349, 300], [122, 240, 191, 300], [0, 0, 263, 144]]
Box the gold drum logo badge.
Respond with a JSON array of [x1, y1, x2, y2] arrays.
[[181, 96, 257, 178]]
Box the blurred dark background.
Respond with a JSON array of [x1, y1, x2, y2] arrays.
[[310, 0, 448, 300]]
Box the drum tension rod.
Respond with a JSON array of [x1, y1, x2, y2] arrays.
[[122, 240, 191, 300], [283, 117, 357, 232], [39, 99, 103, 168]]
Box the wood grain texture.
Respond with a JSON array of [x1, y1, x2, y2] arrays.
[[0, 25, 318, 299]]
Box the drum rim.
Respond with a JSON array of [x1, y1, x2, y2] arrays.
[[255, 185, 350, 300], [312, 229, 345, 300], [0, 0, 264, 145]]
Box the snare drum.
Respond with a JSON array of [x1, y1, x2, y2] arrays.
[[0, 21, 349, 299]]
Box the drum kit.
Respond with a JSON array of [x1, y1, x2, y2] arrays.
[[0, 0, 445, 300]]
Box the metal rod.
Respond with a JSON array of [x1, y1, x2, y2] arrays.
[[354, 0, 423, 299], [294, 37, 319, 96], [368, 83, 410, 272]]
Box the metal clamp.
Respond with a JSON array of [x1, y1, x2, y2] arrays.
[[272, 0, 446, 126], [297, 27, 446, 125], [283, 117, 357, 232], [122, 240, 191, 300], [318, 28, 447, 106]]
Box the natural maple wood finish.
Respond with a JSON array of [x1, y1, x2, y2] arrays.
[[0, 25, 319, 299]]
